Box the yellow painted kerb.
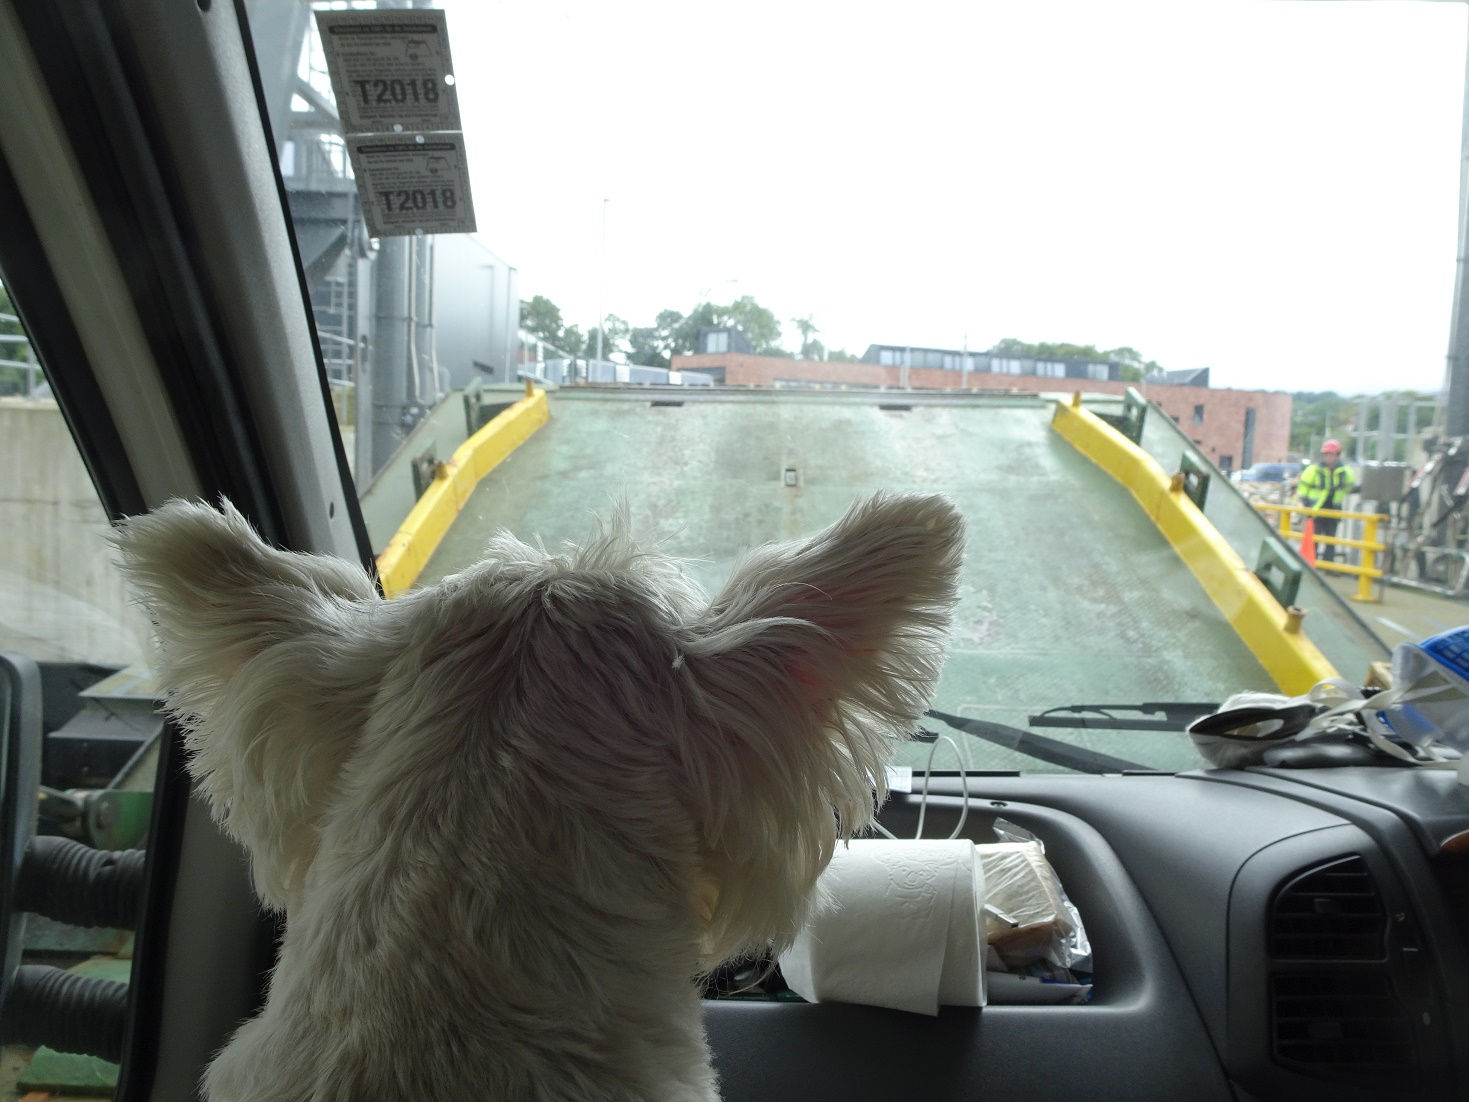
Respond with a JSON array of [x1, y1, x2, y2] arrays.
[[376, 386, 550, 597], [1050, 396, 1338, 695]]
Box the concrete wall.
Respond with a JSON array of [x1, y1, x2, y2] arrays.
[[0, 400, 150, 665], [671, 352, 1293, 469]]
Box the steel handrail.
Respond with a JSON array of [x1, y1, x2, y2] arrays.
[[1252, 502, 1386, 602]]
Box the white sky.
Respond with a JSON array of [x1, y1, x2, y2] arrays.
[[445, 0, 1468, 394]]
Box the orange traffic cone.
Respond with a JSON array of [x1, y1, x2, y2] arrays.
[[1300, 517, 1318, 566]]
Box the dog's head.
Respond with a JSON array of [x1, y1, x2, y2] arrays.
[[410, 493, 965, 965]]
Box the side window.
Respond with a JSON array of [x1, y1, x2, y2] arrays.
[[256, 7, 519, 591], [1, 272, 155, 1097]]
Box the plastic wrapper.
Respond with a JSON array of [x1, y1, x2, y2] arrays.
[[977, 841, 1071, 969], [980, 820, 1092, 976]]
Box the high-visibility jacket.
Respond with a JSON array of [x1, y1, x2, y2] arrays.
[[1297, 462, 1355, 511]]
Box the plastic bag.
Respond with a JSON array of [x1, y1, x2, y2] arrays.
[[1379, 628, 1469, 752], [979, 819, 1091, 975], [1187, 678, 1436, 769]]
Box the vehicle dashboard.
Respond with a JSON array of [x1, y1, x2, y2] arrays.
[[706, 768, 1469, 1102]]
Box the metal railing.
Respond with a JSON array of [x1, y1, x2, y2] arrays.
[[1253, 503, 1387, 602]]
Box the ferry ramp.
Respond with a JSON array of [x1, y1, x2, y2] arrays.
[[418, 390, 1279, 774]]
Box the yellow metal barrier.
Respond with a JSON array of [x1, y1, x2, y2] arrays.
[[1051, 394, 1338, 694], [1252, 502, 1385, 604], [376, 381, 550, 597]]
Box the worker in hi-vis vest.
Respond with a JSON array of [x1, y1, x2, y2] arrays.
[[1296, 439, 1355, 563]]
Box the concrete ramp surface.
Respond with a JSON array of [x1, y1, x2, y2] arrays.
[[420, 390, 1276, 773]]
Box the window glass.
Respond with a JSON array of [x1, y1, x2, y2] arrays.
[[236, 1, 1412, 778], [1, 272, 155, 1098], [266, 6, 519, 554]]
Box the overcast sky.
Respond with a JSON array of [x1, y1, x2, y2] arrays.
[[445, 0, 1467, 394]]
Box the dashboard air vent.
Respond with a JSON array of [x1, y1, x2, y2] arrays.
[[1269, 855, 1385, 961], [1270, 972, 1414, 1074]]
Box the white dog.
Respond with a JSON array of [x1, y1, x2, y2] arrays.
[[114, 493, 963, 1101]]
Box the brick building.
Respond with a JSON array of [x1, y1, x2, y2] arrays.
[[669, 349, 1292, 473]]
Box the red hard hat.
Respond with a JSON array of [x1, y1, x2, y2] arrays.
[[1321, 439, 1342, 454]]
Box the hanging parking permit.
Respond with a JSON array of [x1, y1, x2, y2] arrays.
[[315, 10, 462, 135], [347, 133, 477, 237]]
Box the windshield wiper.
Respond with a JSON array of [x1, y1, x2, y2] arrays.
[[925, 708, 1150, 774], [1027, 702, 1219, 731]]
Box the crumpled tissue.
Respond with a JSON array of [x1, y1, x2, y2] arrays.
[[779, 839, 986, 1015]]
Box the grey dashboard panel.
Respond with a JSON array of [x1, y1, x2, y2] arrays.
[[1225, 825, 1453, 1101], [706, 791, 1234, 1102], [706, 772, 1469, 1102]]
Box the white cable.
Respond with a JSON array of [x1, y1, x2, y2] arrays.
[[871, 730, 976, 842], [914, 734, 974, 840], [947, 733, 974, 841]]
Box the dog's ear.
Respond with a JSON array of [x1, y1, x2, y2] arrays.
[[676, 492, 963, 957], [112, 499, 383, 910]]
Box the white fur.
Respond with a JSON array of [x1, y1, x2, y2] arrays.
[[112, 493, 964, 1102]]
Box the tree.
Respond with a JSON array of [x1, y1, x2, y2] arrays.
[[560, 324, 585, 362], [1290, 391, 1355, 455], [520, 295, 564, 347], [667, 303, 721, 357], [627, 326, 670, 369], [1104, 345, 1165, 382], [583, 314, 630, 361], [827, 348, 862, 362], [990, 338, 1167, 382], [721, 296, 781, 353], [791, 315, 824, 360], [626, 297, 788, 364]]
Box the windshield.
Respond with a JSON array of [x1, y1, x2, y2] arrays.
[[226, 0, 1466, 774], [7, 3, 1469, 1095]]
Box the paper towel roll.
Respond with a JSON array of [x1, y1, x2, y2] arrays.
[[780, 839, 986, 1015]]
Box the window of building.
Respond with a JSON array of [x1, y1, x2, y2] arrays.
[[1219, 455, 1234, 472], [1193, 404, 1205, 424], [705, 330, 729, 354]]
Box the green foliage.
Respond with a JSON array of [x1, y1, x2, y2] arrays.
[[1289, 389, 1439, 460], [627, 325, 671, 369], [624, 297, 788, 366], [583, 314, 629, 361], [1289, 391, 1353, 455], [989, 338, 1165, 382], [723, 296, 781, 352], [520, 294, 618, 361], [524, 293, 1190, 390], [519, 295, 564, 347], [560, 324, 584, 362], [791, 315, 825, 360]]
